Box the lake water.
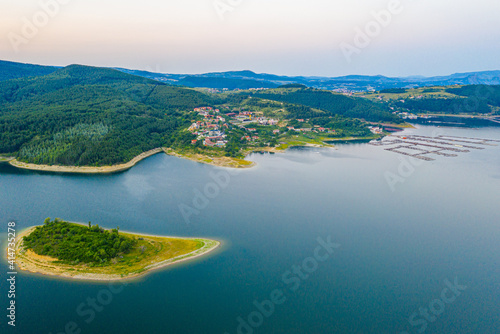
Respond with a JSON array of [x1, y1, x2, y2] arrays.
[[1, 125, 499, 334]]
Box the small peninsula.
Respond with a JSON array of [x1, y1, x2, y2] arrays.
[[14, 219, 220, 281]]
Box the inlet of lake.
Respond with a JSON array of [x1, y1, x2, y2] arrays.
[[1, 125, 499, 334]]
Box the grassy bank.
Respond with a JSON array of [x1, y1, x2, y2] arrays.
[[163, 148, 256, 168], [14, 222, 220, 281], [0, 155, 14, 162]]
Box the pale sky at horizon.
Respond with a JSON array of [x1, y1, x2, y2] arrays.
[[1, 0, 499, 77]]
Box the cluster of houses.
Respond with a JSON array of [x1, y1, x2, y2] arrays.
[[241, 135, 260, 142], [189, 107, 228, 147], [227, 111, 279, 126], [189, 108, 285, 146], [189, 106, 341, 148], [397, 112, 418, 120], [333, 88, 354, 95], [368, 126, 383, 134], [286, 125, 334, 134], [376, 94, 426, 103]]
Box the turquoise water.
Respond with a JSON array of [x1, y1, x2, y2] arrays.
[[1, 125, 499, 334]]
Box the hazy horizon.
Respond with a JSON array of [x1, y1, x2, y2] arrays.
[[3, 58, 500, 79], [2, 0, 499, 77]]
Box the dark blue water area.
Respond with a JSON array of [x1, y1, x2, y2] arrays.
[[1, 125, 499, 334], [408, 116, 500, 128]]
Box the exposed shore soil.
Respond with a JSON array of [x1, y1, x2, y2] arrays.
[[13, 226, 220, 281], [8, 148, 164, 174], [6, 136, 378, 173], [163, 148, 256, 169]]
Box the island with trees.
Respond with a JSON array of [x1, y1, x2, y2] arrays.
[[15, 218, 220, 281]]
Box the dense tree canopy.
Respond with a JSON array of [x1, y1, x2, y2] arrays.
[[446, 85, 500, 109], [0, 60, 57, 82], [252, 87, 402, 123], [23, 219, 136, 264], [0, 64, 409, 165], [0, 65, 218, 165], [394, 97, 491, 114]]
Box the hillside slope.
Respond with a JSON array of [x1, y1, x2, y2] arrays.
[[360, 85, 500, 115], [248, 87, 402, 123], [0, 60, 58, 82], [0, 65, 218, 166]]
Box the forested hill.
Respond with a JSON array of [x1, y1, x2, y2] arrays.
[[249, 87, 402, 123], [3, 59, 500, 91], [0, 60, 58, 82], [0, 64, 159, 104], [360, 85, 500, 115], [0, 65, 218, 166], [176, 76, 280, 90], [0, 63, 405, 168]]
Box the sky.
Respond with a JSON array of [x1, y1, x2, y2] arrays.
[[1, 0, 500, 77]]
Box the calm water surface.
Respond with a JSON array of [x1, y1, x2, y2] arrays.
[[1, 125, 499, 334]]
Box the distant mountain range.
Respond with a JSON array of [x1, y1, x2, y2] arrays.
[[117, 68, 500, 91], [0, 63, 400, 168], [1, 61, 498, 168], [2, 59, 500, 91]]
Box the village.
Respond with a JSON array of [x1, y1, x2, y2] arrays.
[[188, 106, 282, 147], [188, 107, 228, 147], [188, 107, 345, 148]]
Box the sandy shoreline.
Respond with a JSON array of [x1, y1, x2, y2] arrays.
[[7, 138, 346, 174], [13, 226, 220, 281], [8, 148, 163, 174], [163, 148, 257, 168], [0, 156, 14, 162], [7, 147, 256, 173]]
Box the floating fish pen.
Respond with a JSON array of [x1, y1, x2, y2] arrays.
[[404, 136, 485, 150], [436, 135, 500, 146], [370, 134, 498, 161]]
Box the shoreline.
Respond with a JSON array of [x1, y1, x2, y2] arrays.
[[5, 134, 383, 173], [8, 148, 163, 174], [0, 156, 15, 162], [163, 148, 257, 169], [13, 226, 221, 282]]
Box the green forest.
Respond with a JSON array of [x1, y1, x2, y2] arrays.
[[0, 64, 405, 166], [176, 76, 279, 90], [366, 85, 500, 115], [445, 85, 500, 110], [23, 219, 136, 264], [250, 87, 402, 123], [0, 65, 218, 165], [284, 105, 371, 137], [394, 97, 492, 114], [0, 60, 57, 82]]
